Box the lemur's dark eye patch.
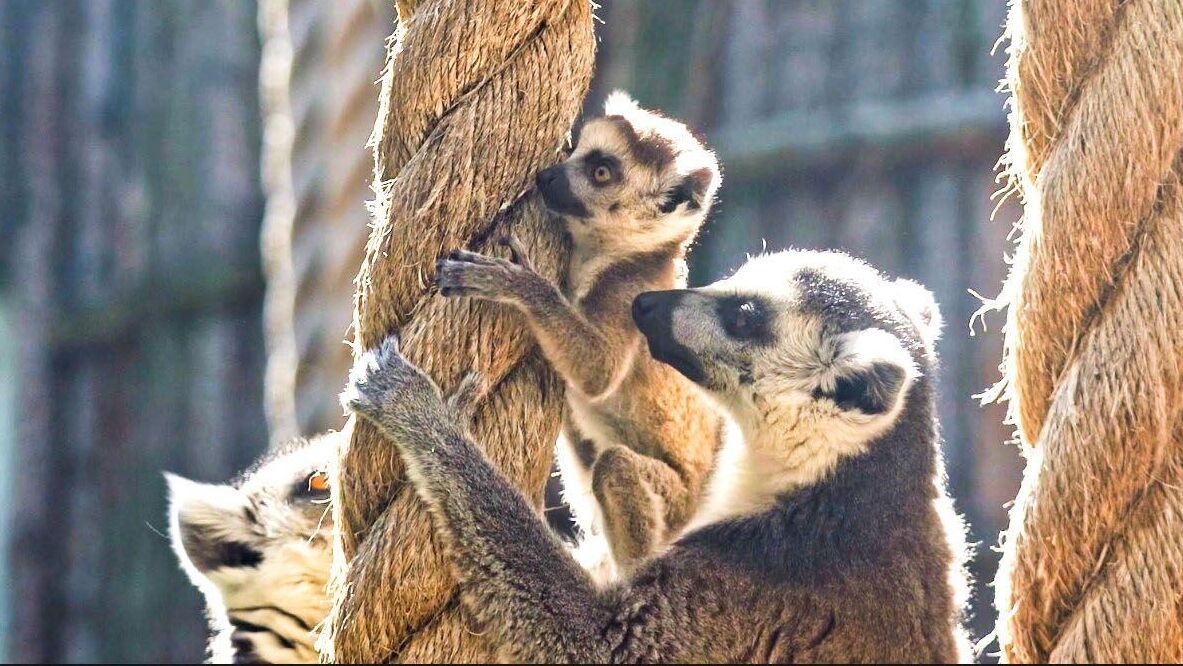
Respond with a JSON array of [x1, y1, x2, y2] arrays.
[[183, 534, 264, 572], [718, 296, 773, 344], [582, 150, 621, 186]]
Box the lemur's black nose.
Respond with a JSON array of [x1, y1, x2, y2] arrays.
[[632, 290, 706, 385], [632, 291, 663, 321], [633, 290, 689, 326], [536, 165, 560, 188]]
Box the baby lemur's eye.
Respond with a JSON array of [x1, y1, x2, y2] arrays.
[[583, 151, 619, 186]]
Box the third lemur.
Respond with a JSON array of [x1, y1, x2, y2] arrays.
[[347, 249, 970, 663], [168, 436, 335, 663], [437, 92, 723, 575]]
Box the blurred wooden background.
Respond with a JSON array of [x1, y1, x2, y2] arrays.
[[0, 0, 1020, 661], [0, 1, 270, 661]]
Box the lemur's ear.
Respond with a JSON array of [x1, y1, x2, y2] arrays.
[[166, 473, 262, 576], [892, 278, 942, 346], [824, 361, 907, 415], [603, 89, 641, 116], [814, 328, 917, 416], [658, 167, 716, 214]]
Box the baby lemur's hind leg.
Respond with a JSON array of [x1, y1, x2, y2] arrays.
[[592, 445, 692, 573]]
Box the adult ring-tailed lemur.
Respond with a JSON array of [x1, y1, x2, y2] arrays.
[[344, 249, 971, 663]]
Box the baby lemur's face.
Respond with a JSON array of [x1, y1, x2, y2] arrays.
[[633, 250, 940, 451], [535, 92, 719, 251], [167, 435, 335, 663]]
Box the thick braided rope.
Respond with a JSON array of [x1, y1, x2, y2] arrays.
[[993, 0, 1183, 661], [320, 1, 594, 662]]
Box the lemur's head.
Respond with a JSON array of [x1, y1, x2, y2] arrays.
[[167, 435, 335, 663], [633, 250, 940, 480], [535, 91, 719, 253]]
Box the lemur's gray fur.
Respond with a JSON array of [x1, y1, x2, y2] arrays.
[[345, 249, 971, 663], [437, 92, 724, 576], [167, 436, 335, 663]]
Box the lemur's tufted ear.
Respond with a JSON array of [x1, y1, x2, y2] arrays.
[[892, 278, 942, 346], [658, 167, 716, 214], [813, 328, 917, 416], [166, 473, 262, 576], [824, 361, 907, 415], [603, 89, 641, 116]]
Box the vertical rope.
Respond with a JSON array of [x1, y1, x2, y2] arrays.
[[322, 2, 595, 661], [260, 0, 395, 444], [992, 1, 1183, 661]]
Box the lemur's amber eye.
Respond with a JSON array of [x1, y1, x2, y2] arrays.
[[593, 165, 613, 183], [307, 471, 330, 494]]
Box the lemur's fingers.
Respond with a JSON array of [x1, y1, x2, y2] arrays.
[[498, 235, 534, 271], [445, 248, 502, 266], [436, 260, 489, 291], [341, 333, 440, 422], [446, 370, 484, 420], [438, 285, 481, 298], [341, 335, 397, 416], [436, 257, 519, 300]]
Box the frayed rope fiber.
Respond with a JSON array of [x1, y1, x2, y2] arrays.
[[992, 0, 1183, 661]]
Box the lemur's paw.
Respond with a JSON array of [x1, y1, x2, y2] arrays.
[[341, 335, 440, 425], [436, 247, 537, 302]]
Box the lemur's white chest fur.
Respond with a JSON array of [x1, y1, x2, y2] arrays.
[[555, 430, 618, 584], [681, 416, 865, 533]]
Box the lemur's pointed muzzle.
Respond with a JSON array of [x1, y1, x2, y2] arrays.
[[632, 290, 706, 384], [535, 165, 590, 218]]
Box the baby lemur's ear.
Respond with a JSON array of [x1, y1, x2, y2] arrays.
[[814, 328, 917, 416], [658, 167, 716, 215]]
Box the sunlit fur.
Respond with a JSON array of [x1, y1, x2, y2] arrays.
[[167, 436, 336, 663], [666, 251, 942, 529]]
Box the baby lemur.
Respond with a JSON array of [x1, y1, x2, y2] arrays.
[[436, 92, 723, 574], [344, 249, 970, 663], [168, 436, 335, 663]]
